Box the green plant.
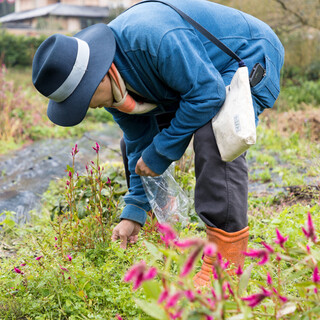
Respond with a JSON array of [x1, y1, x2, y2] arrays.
[[122, 206, 320, 320]]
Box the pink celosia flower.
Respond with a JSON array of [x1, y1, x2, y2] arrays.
[[180, 246, 202, 277], [212, 266, 218, 280], [174, 238, 203, 248], [157, 224, 177, 246], [35, 256, 43, 261], [242, 287, 272, 307], [124, 261, 157, 291], [261, 242, 275, 253], [92, 142, 100, 153], [20, 263, 26, 267], [71, 144, 79, 156], [158, 290, 169, 303], [302, 212, 317, 243], [312, 266, 320, 283], [14, 267, 24, 274], [166, 292, 182, 308], [67, 255, 72, 261], [206, 316, 214, 320], [274, 228, 288, 248], [211, 288, 217, 299], [115, 314, 123, 320], [272, 288, 288, 303], [244, 249, 270, 265], [68, 171, 72, 178], [306, 245, 311, 253], [225, 281, 234, 296], [184, 290, 195, 302], [216, 253, 229, 270], [60, 266, 69, 272], [203, 243, 217, 256], [143, 267, 157, 280], [55, 237, 58, 241], [267, 272, 272, 285], [107, 177, 111, 185], [236, 265, 243, 276]]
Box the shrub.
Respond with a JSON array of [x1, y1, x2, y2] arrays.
[[0, 30, 47, 67]]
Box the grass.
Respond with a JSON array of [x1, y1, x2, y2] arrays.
[[0, 65, 319, 319]]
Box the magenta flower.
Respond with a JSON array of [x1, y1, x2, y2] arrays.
[[206, 316, 214, 320], [166, 292, 182, 308], [20, 263, 26, 267], [92, 142, 100, 153], [180, 246, 202, 277], [115, 314, 123, 320], [261, 242, 275, 253], [272, 288, 288, 303], [124, 261, 157, 291], [244, 248, 270, 265], [71, 144, 79, 156], [224, 281, 234, 297], [67, 255, 72, 261], [274, 228, 288, 248], [68, 171, 72, 178], [14, 267, 24, 274], [267, 272, 273, 285], [60, 266, 69, 272], [203, 243, 217, 256], [157, 224, 177, 246], [143, 267, 157, 280], [241, 287, 272, 307], [35, 256, 43, 261], [158, 289, 169, 303], [302, 212, 317, 243], [312, 266, 320, 283], [107, 177, 111, 185], [216, 252, 229, 270], [236, 265, 243, 276], [55, 237, 58, 241], [184, 290, 195, 302]]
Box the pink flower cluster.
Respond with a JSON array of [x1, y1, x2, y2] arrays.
[[92, 142, 100, 154], [124, 260, 157, 290]]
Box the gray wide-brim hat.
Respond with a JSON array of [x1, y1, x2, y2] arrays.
[[32, 23, 116, 127]]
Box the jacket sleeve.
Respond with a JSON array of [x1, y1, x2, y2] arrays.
[[106, 108, 159, 226], [141, 28, 226, 174]]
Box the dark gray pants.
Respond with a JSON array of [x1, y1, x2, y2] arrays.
[[193, 121, 248, 232], [120, 116, 248, 233]]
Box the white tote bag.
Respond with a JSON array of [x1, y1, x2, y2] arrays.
[[211, 66, 256, 162]]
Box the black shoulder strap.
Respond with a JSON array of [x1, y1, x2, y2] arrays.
[[131, 0, 245, 67]]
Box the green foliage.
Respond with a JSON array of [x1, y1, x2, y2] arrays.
[[0, 30, 47, 67], [278, 79, 320, 111]]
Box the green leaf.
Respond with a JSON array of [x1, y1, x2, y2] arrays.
[[238, 264, 253, 295], [276, 302, 297, 318], [0, 217, 15, 228], [142, 280, 161, 300], [144, 240, 163, 260], [135, 298, 167, 320]]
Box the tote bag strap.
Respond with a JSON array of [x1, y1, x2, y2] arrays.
[[131, 0, 245, 67]]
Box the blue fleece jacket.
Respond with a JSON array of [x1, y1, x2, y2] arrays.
[[107, 0, 284, 226]]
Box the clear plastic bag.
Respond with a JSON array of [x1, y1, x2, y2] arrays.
[[141, 164, 189, 226]]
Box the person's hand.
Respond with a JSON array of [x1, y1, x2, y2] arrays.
[[135, 157, 159, 177], [111, 219, 141, 249]]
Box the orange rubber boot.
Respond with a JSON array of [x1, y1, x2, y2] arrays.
[[194, 226, 249, 287]]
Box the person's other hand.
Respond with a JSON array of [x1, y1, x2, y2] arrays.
[[111, 219, 141, 249], [135, 157, 159, 177]]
